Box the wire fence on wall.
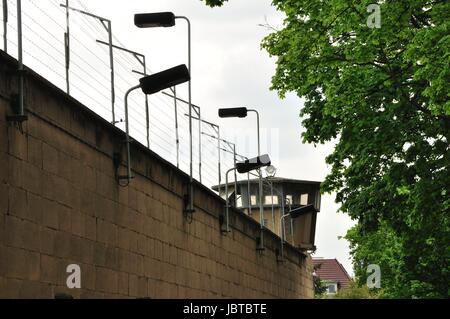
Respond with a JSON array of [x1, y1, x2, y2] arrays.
[[0, 0, 250, 192]]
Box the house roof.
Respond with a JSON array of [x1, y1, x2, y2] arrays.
[[211, 177, 321, 191], [312, 258, 352, 289]]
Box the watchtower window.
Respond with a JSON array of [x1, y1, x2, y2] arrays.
[[286, 195, 293, 205], [264, 195, 278, 205], [300, 193, 309, 205]]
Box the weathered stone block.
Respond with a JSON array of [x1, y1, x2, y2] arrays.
[[95, 266, 118, 294], [136, 191, 147, 215], [42, 142, 58, 175], [26, 192, 43, 224], [7, 126, 28, 160], [40, 254, 63, 285], [0, 182, 8, 215], [118, 249, 143, 275], [85, 214, 97, 241], [97, 218, 118, 247], [0, 149, 8, 184], [129, 274, 147, 298], [27, 135, 42, 169], [118, 272, 129, 296], [5, 215, 40, 252], [96, 171, 117, 200], [71, 211, 85, 238], [8, 186, 27, 218], [41, 199, 60, 230], [70, 236, 95, 265], [79, 164, 96, 192], [79, 263, 96, 291], [53, 231, 71, 258], [93, 242, 118, 269], [0, 246, 40, 280], [0, 277, 21, 299], [40, 227, 57, 256]]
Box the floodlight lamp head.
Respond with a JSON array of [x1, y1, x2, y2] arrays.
[[218, 107, 248, 118], [265, 165, 277, 177], [134, 12, 176, 28], [235, 154, 271, 174], [139, 64, 190, 95]]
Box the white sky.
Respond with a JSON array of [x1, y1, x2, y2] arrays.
[[1, 0, 356, 274]]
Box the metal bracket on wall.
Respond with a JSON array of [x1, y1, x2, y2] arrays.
[[183, 190, 195, 224], [2, 0, 8, 53], [219, 213, 225, 229], [6, 94, 28, 123], [112, 152, 121, 175], [276, 248, 284, 263], [116, 137, 135, 186], [183, 192, 195, 213], [219, 213, 230, 235], [256, 236, 265, 253]]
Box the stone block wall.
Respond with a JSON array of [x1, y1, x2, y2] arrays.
[[0, 51, 313, 299]]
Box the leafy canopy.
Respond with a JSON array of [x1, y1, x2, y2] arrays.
[[202, 0, 450, 298]]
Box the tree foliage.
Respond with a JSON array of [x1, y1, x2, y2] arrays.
[[203, 0, 450, 298], [313, 272, 327, 298], [202, 0, 227, 7], [332, 281, 379, 299]]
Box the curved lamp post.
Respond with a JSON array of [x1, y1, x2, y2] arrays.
[[118, 64, 190, 184], [265, 165, 277, 229], [135, 12, 198, 213], [219, 107, 265, 250], [222, 154, 271, 235]]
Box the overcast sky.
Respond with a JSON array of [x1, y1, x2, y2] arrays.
[[2, 0, 356, 274]]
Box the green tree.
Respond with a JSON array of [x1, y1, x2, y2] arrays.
[[203, 0, 450, 298], [333, 281, 379, 299], [313, 270, 327, 298]]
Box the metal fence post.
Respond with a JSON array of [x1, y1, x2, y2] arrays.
[[142, 55, 150, 148], [174, 86, 179, 167], [271, 180, 275, 229], [217, 126, 221, 194], [198, 107, 202, 183], [2, 0, 8, 52], [233, 144, 237, 207], [247, 172, 251, 215], [64, 0, 70, 94], [17, 0, 23, 115], [107, 20, 115, 125]]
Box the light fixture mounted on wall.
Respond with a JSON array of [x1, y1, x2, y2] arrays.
[[135, 11, 196, 215], [218, 106, 267, 250], [222, 154, 271, 234], [118, 65, 190, 185]]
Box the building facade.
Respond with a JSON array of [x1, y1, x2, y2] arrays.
[[313, 258, 352, 295]]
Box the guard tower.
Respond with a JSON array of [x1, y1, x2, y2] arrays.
[[212, 177, 321, 251]]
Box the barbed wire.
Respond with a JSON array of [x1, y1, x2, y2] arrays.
[[0, 0, 239, 190]]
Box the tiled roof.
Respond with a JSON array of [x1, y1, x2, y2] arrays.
[[312, 258, 352, 289]]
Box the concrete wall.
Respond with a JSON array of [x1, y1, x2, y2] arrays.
[[0, 51, 313, 299]]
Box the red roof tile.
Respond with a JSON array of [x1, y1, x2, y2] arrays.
[[312, 258, 352, 289]]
